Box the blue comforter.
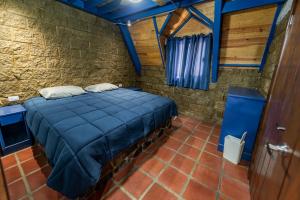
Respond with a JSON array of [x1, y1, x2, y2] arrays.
[[24, 88, 177, 198]]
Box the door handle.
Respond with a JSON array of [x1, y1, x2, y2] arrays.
[[276, 126, 286, 131], [265, 143, 293, 155]]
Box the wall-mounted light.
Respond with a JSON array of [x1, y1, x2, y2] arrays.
[[129, 0, 143, 3], [127, 20, 132, 27]]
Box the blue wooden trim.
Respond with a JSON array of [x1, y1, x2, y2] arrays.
[[191, 15, 211, 29], [120, 0, 206, 22], [212, 0, 223, 82], [170, 15, 192, 37], [189, 6, 213, 28], [118, 25, 142, 75], [219, 64, 261, 68], [85, 0, 106, 7], [109, 2, 159, 20], [152, 16, 165, 67], [159, 12, 173, 35], [97, 0, 122, 15], [222, 0, 286, 14], [260, 4, 283, 71]]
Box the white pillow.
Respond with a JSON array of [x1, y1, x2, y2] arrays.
[[39, 85, 86, 99], [85, 83, 118, 93]]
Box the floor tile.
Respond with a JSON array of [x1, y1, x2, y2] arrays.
[[178, 144, 200, 160], [208, 135, 219, 145], [186, 136, 205, 149], [163, 137, 182, 151], [7, 179, 27, 200], [221, 176, 250, 200], [21, 156, 48, 175], [113, 162, 135, 182], [194, 125, 212, 134], [172, 117, 184, 128], [139, 157, 165, 177], [184, 120, 199, 130], [192, 130, 209, 140], [103, 188, 131, 200], [158, 166, 188, 194], [121, 170, 152, 198], [32, 185, 62, 200], [192, 164, 220, 190], [223, 161, 249, 184], [1, 154, 17, 169], [213, 125, 221, 137], [199, 152, 222, 171], [142, 183, 177, 200], [4, 165, 21, 184], [183, 180, 216, 200], [169, 129, 190, 141], [154, 147, 175, 162], [27, 166, 51, 191], [17, 147, 40, 162], [170, 154, 195, 174], [205, 143, 223, 157]]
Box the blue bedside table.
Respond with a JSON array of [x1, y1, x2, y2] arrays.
[[0, 105, 32, 155]]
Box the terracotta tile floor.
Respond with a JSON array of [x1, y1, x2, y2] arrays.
[[0, 116, 251, 200]]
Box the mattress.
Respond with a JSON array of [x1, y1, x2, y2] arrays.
[[23, 88, 177, 198]]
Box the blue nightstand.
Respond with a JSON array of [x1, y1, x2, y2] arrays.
[[126, 87, 142, 91], [0, 105, 32, 155]]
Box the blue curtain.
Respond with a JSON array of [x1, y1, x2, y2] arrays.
[[165, 34, 212, 90]]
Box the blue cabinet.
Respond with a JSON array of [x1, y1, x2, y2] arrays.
[[218, 87, 265, 161], [0, 105, 32, 155]]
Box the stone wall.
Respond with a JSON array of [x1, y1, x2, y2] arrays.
[[260, 12, 290, 96], [136, 67, 261, 123], [0, 0, 135, 105]]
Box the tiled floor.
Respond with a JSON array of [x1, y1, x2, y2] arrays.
[[0, 116, 251, 200]]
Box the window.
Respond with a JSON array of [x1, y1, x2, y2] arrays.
[[165, 34, 212, 90]]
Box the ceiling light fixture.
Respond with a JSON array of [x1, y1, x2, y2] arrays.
[[129, 0, 143, 3]]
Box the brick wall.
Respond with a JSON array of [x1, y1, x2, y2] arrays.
[[136, 67, 261, 123], [260, 13, 290, 96], [136, 5, 291, 124], [0, 0, 135, 105]]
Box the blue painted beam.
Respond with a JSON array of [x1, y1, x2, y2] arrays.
[[97, 0, 122, 15], [260, 4, 283, 71], [118, 25, 142, 75], [107, 2, 159, 20], [222, 0, 286, 14], [191, 15, 211, 29], [153, 16, 165, 67], [212, 0, 223, 82], [159, 12, 173, 35], [170, 15, 192, 37], [85, 0, 106, 7], [120, 0, 206, 22], [189, 6, 213, 28], [219, 64, 261, 68]]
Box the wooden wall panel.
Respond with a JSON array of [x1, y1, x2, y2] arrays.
[[176, 18, 212, 37], [221, 5, 277, 64], [130, 1, 277, 67], [129, 14, 167, 66]]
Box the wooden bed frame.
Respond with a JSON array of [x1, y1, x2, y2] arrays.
[[37, 118, 173, 197]]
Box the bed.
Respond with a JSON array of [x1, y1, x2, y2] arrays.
[[23, 88, 177, 198]]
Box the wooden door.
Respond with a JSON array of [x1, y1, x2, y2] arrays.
[[250, 1, 300, 199]]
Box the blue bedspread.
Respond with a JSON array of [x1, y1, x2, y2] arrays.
[[23, 88, 177, 198]]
